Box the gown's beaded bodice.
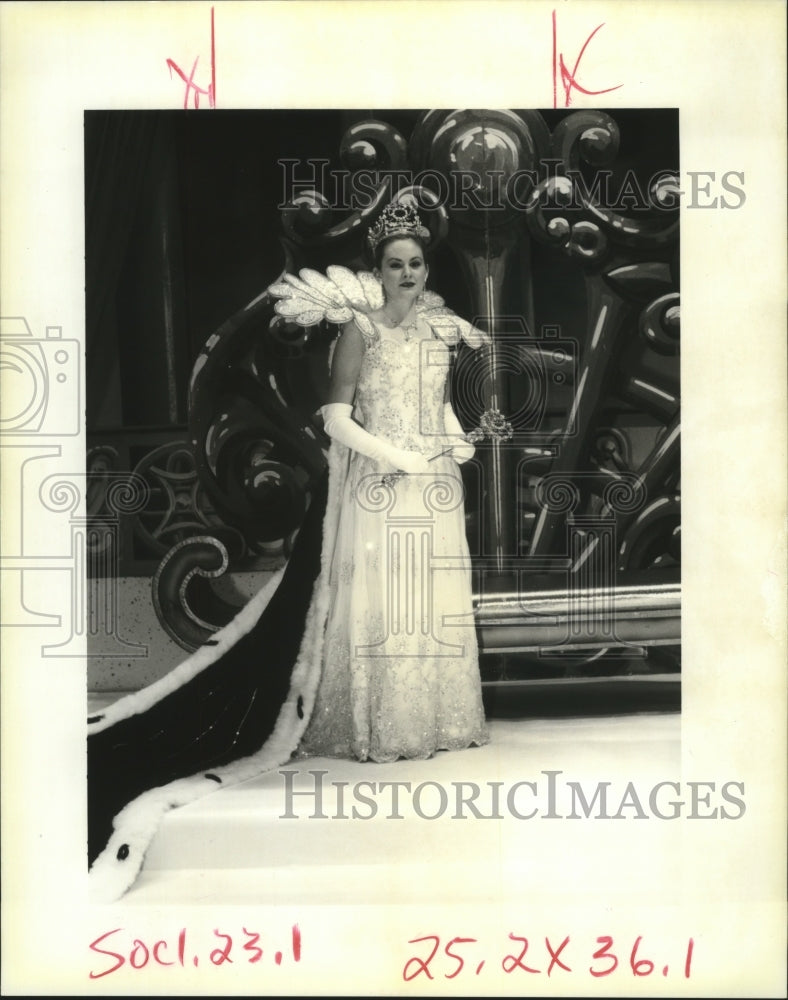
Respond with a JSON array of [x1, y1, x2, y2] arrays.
[[354, 322, 452, 456]]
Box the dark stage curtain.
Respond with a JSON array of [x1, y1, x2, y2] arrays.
[[85, 111, 181, 429]]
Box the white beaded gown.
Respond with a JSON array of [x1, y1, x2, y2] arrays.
[[298, 318, 489, 762]]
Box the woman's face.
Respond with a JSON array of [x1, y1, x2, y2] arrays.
[[376, 238, 428, 302]]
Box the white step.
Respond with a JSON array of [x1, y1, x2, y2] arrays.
[[120, 714, 682, 906]]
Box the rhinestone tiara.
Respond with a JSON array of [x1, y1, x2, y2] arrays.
[[366, 199, 431, 252]]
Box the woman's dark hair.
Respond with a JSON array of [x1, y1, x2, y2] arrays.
[[372, 232, 430, 270]]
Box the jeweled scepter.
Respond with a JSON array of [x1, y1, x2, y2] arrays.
[[380, 407, 514, 486]]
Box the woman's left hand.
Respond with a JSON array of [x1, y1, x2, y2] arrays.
[[451, 439, 475, 464], [443, 401, 475, 465]]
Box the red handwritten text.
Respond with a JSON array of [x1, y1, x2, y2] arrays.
[[403, 932, 694, 981], [88, 924, 301, 979], [166, 6, 216, 109], [552, 9, 623, 108]]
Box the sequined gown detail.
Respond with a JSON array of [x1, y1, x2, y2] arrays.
[[299, 322, 489, 762]]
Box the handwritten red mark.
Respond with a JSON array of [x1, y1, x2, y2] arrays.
[[552, 9, 622, 108], [589, 935, 618, 977], [292, 923, 302, 962], [166, 6, 216, 109], [88, 924, 301, 979], [403, 935, 439, 981], [502, 934, 540, 974], [242, 928, 263, 964], [88, 929, 133, 979], [403, 932, 695, 981], [684, 937, 694, 978], [444, 937, 477, 979], [210, 930, 233, 966], [630, 935, 655, 976], [545, 935, 572, 975]]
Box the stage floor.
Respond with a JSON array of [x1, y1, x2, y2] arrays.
[[90, 685, 681, 907]]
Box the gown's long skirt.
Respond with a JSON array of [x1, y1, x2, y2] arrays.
[[299, 450, 489, 762]]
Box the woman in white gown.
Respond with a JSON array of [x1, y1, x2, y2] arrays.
[[88, 199, 489, 901], [298, 200, 489, 761]]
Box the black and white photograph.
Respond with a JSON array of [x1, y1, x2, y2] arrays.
[[1, 2, 785, 996], [84, 106, 683, 903]]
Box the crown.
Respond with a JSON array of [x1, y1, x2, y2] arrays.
[[366, 198, 431, 252]]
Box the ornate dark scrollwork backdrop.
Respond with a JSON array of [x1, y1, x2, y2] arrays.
[[86, 108, 679, 678]]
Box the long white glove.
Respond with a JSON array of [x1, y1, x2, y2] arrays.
[[443, 402, 475, 463], [322, 403, 431, 474]]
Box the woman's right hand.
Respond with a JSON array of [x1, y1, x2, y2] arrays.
[[390, 448, 431, 475]]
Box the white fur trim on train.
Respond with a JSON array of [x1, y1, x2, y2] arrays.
[[88, 442, 349, 902]]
